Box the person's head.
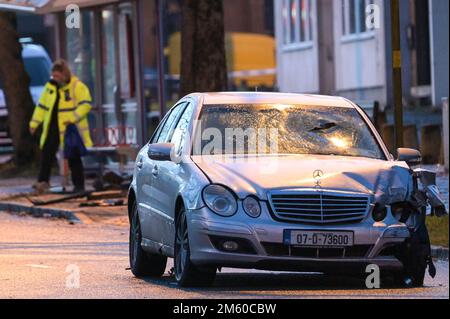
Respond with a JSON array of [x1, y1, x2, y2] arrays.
[[51, 59, 71, 85]]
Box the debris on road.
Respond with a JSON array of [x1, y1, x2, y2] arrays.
[[80, 199, 125, 208], [93, 171, 132, 192], [0, 180, 129, 226], [87, 190, 126, 201], [25, 191, 90, 206]]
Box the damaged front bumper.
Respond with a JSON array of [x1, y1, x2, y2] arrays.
[[187, 204, 410, 272]]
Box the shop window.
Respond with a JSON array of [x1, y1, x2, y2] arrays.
[[65, 11, 96, 101], [118, 6, 136, 100], [101, 7, 116, 107], [140, 0, 161, 140]]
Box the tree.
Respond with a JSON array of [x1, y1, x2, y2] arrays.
[[0, 11, 36, 167], [179, 0, 228, 97]]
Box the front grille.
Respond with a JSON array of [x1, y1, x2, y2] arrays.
[[262, 243, 373, 258], [269, 191, 370, 224]]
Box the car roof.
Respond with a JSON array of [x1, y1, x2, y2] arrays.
[[191, 92, 355, 108], [22, 44, 50, 59]]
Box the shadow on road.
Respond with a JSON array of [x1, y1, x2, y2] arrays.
[[139, 271, 416, 293]]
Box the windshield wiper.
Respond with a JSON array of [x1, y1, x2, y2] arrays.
[[309, 122, 337, 132]]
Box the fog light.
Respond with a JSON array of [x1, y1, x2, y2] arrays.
[[372, 206, 387, 222], [222, 241, 239, 252]]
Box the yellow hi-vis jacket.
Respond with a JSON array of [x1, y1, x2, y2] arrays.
[[29, 76, 93, 150]]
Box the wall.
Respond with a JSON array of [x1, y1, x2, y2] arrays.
[[274, 0, 319, 93], [332, 0, 387, 105], [429, 0, 449, 106]]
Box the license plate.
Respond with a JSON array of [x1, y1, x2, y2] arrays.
[[284, 230, 354, 247]]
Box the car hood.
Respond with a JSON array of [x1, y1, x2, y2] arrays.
[[192, 155, 412, 203]]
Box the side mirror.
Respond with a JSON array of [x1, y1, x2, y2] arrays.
[[147, 143, 174, 162], [397, 148, 422, 166]]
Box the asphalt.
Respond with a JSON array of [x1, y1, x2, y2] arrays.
[[0, 212, 448, 299]]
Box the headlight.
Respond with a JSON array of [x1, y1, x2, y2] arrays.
[[202, 184, 237, 217], [372, 205, 388, 222], [243, 196, 261, 218]]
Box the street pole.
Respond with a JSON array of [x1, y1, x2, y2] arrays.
[[155, 0, 167, 120], [390, 0, 404, 152]]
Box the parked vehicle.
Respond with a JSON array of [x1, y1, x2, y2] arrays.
[[128, 92, 447, 287], [0, 42, 51, 152], [167, 32, 276, 89]]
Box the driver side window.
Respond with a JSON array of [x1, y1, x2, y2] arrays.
[[171, 102, 195, 155], [152, 102, 187, 144]]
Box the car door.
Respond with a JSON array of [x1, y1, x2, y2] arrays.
[[137, 102, 187, 242], [152, 101, 196, 247]]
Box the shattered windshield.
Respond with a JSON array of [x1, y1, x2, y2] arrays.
[[194, 104, 385, 160]]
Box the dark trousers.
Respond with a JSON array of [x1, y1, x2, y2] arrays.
[[38, 133, 85, 190]]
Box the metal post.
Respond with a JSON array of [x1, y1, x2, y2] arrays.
[[133, 0, 145, 146], [155, 0, 167, 120], [391, 0, 404, 151]]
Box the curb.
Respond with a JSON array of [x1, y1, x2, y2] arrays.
[[431, 246, 449, 261], [0, 202, 81, 224]]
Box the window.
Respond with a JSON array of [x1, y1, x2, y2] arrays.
[[341, 0, 374, 37], [155, 102, 187, 144], [282, 0, 313, 45], [66, 11, 96, 99], [196, 104, 385, 160], [101, 8, 116, 106], [171, 102, 195, 155]]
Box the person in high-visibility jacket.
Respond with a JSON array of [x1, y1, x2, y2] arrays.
[[29, 59, 93, 193]]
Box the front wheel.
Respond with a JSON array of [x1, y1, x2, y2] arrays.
[[174, 207, 216, 287], [129, 202, 167, 278]]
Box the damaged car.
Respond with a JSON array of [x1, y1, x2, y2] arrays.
[[128, 92, 447, 287]]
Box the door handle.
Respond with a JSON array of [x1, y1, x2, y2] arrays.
[[152, 165, 159, 177]]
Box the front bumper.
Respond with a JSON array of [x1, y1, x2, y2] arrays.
[[187, 204, 409, 272]]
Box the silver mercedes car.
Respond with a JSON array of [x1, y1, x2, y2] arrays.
[[128, 92, 447, 287]]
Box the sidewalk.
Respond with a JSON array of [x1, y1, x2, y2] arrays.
[[0, 176, 129, 227]]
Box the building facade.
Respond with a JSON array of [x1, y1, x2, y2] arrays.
[[2, 0, 275, 148], [274, 0, 449, 109]]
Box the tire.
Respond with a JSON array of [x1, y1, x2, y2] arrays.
[[174, 207, 216, 287], [129, 202, 167, 278]]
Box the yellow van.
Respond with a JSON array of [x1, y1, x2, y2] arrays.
[[166, 32, 276, 88]]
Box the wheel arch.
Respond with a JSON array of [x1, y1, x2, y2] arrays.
[[174, 195, 186, 224], [128, 188, 136, 222]]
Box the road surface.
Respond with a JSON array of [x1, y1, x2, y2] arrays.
[[0, 212, 448, 299]]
